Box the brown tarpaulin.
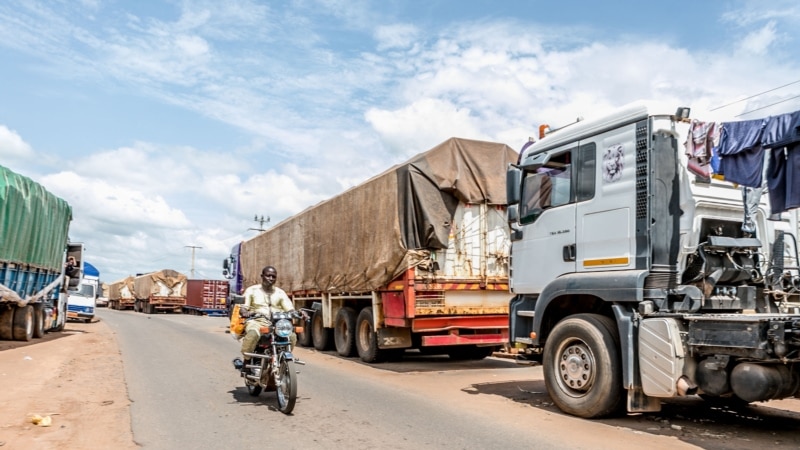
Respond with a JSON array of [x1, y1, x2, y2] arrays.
[[240, 137, 518, 293], [108, 276, 135, 300], [133, 269, 187, 299]]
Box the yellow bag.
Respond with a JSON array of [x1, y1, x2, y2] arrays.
[[230, 304, 245, 336]]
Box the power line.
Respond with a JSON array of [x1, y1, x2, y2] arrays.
[[735, 93, 800, 117], [710, 79, 800, 111]]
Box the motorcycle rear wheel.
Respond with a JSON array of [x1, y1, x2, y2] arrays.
[[276, 359, 297, 414]]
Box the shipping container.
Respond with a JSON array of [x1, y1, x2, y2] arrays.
[[184, 279, 229, 316]]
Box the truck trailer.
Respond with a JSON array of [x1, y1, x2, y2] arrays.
[[183, 279, 229, 316], [224, 137, 518, 362], [505, 103, 800, 418], [133, 269, 187, 314], [108, 276, 135, 310], [0, 164, 74, 340]]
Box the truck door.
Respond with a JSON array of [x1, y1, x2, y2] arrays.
[[574, 124, 637, 273], [511, 151, 576, 293]]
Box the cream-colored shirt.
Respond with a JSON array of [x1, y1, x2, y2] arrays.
[[242, 284, 293, 316]]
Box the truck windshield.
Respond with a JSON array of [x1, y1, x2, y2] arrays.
[[71, 283, 96, 298]]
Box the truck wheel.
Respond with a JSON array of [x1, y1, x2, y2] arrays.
[[12, 305, 34, 341], [543, 313, 623, 418], [355, 307, 383, 363], [297, 316, 313, 347], [32, 305, 45, 338], [334, 307, 357, 357], [0, 306, 14, 340], [311, 309, 332, 351]]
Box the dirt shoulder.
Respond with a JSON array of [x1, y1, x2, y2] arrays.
[[0, 317, 136, 449]]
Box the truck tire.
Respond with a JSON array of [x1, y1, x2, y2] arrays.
[[297, 316, 313, 347], [12, 305, 34, 341], [311, 309, 332, 351], [334, 307, 357, 357], [32, 305, 45, 338], [543, 313, 623, 419], [355, 307, 383, 363], [0, 306, 14, 340]]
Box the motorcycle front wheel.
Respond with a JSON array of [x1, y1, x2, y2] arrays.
[[276, 359, 297, 414]]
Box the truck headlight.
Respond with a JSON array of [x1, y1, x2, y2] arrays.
[[275, 319, 293, 338]]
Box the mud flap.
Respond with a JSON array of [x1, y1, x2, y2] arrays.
[[377, 327, 411, 349], [627, 387, 661, 413]]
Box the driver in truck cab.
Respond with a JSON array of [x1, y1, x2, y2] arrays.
[[239, 266, 298, 364]]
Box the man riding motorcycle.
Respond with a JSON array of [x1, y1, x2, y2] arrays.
[[235, 265, 302, 370]]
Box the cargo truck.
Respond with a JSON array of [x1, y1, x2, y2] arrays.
[[133, 269, 187, 314], [66, 261, 98, 323], [223, 137, 518, 362], [108, 276, 135, 310], [505, 103, 800, 418], [183, 279, 229, 316], [0, 164, 75, 340]]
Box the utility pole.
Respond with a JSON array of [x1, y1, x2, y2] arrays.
[[249, 214, 270, 232], [185, 245, 202, 278]]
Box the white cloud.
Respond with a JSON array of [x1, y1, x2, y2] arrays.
[[0, 125, 34, 161], [375, 24, 419, 50], [366, 98, 484, 157], [738, 21, 777, 55]]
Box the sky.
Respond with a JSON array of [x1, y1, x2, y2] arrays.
[[1, 0, 799, 284]]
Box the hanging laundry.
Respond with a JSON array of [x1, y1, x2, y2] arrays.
[[717, 118, 766, 188], [684, 120, 718, 181], [741, 185, 764, 234], [763, 110, 800, 149], [764, 110, 800, 215]]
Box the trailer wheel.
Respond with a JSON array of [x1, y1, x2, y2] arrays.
[[32, 305, 45, 338], [355, 307, 383, 363], [12, 305, 34, 341], [311, 309, 332, 351], [0, 306, 14, 340], [334, 307, 357, 357], [543, 313, 623, 418]]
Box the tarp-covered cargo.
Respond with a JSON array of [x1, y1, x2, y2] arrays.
[[240, 137, 518, 293], [109, 276, 135, 301], [0, 164, 72, 270], [133, 270, 187, 299]]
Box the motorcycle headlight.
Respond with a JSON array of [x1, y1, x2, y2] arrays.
[[275, 318, 293, 338]]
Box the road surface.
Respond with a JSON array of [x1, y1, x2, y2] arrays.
[[3, 308, 800, 449]]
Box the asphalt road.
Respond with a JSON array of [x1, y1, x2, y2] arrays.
[[98, 308, 800, 450]]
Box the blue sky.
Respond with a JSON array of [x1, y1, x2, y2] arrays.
[[1, 0, 799, 283]]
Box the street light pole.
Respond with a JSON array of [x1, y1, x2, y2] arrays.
[[185, 245, 202, 278]]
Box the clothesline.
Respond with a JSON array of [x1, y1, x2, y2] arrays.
[[684, 108, 800, 220]]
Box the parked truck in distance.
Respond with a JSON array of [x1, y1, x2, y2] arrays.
[[224, 137, 518, 362], [133, 269, 187, 314], [108, 276, 135, 310], [506, 103, 800, 418], [183, 279, 229, 316], [66, 260, 98, 323], [0, 164, 74, 340]]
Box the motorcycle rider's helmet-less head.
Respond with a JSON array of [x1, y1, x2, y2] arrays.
[[261, 266, 277, 288]]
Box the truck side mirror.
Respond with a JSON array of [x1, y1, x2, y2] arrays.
[[222, 258, 229, 270], [506, 166, 521, 205], [507, 204, 519, 224]]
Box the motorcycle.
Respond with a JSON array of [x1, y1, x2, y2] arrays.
[[232, 309, 307, 414]]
